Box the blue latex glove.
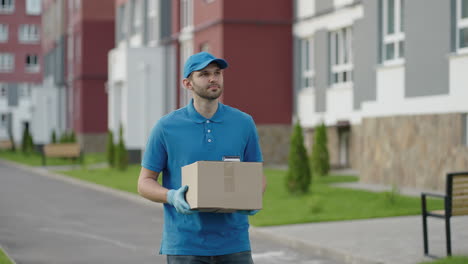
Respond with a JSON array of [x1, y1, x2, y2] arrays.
[[237, 209, 260, 216], [167, 185, 194, 214]]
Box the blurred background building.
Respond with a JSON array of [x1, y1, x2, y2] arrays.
[[0, 0, 42, 146], [295, 0, 468, 190], [36, 0, 114, 152], [1, 0, 467, 191]]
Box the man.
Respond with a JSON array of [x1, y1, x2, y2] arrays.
[[138, 51, 266, 263]]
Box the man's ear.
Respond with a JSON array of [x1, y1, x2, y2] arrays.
[[182, 78, 193, 90]]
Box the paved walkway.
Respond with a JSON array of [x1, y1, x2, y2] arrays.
[[253, 171, 467, 264]]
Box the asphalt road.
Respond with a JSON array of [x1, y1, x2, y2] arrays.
[[0, 160, 341, 264]]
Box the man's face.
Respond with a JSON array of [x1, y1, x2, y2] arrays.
[[187, 63, 224, 101]]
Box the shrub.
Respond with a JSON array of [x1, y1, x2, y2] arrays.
[[311, 123, 330, 177], [115, 124, 128, 171], [21, 125, 34, 153], [286, 121, 311, 194], [106, 129, 115, 168], [51, 130, 57, 143]]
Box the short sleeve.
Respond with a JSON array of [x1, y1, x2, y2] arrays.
[[141, 121, 168, 172], [243, 116, 263, 162]]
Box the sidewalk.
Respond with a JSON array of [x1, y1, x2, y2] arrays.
[[251, 178, 468, 264]]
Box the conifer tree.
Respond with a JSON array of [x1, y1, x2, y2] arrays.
[[286, 121, 311, 194], [106, 129, 115, 167], [311, 123, 330, 177]]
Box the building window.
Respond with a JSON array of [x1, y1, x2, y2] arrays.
[[19, 85, 31, 98], [0, 84, 7, 97], [0, 53, 14, 72], [382, 0, 405, 63], [330, 27, 353, 85], [180, 41, 193, 106], [132, 0, 143, 35], [25, 54, 39, 73], [0, 0, 14, 13], [458, 0, 468, 52], [180, 0, 193, 30], [0, 113, 6, 127], [25, 0, 41, 15], [463, 113, 468, 146], [18, 24, 40, 43], [0, 24, 7, 42], [301, 37, 314, 89], [147, 0, 159, 44]]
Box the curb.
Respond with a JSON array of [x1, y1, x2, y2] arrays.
[[0, 245, 17, 264], [0, 159, 162, 210], [250, 227, 384, 264]]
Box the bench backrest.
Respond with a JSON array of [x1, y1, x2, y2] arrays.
[[448, 172, 468, 216], [0, 140, 13, 150], [44, 143, 81, 158]]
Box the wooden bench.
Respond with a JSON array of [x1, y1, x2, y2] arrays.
[[42, 143, 83, 166], [421, 171, 468, 256], [0, 140, 13, 150]]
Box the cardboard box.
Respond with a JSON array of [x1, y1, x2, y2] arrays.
[[182, 161, 263, 213]]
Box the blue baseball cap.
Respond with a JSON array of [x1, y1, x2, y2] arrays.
[[183, 52, 228, 78]]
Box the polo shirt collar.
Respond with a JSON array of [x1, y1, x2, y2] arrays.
[[187, 99, 224, 123]]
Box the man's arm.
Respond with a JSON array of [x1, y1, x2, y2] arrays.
[[137, 167, 169, 203], [262, 173, 267, 194]]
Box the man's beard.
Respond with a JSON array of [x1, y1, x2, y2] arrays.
[[192, 83, 223, 100]]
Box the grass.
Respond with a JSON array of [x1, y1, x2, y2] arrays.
[[0, 248, 13, 264], [419, 256, 468, 264], [60, 165, 142, 194], [55, 165, 443, 226], [249, 169, 443, 226], [0, 150, 106, 167]]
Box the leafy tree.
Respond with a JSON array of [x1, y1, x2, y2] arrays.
[[311, 123, 330, 177], [286, 121, 311, 194], [106, 129, 115, 168]]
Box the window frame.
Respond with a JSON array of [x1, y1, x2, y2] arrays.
[[330, 27, 353, 86], [0, 53, 14, 72], [25, 54, 39, 73], [146, 0, 159, 45], [301, 37, 315, 90], [25, 0, 41, 15], [0, 0, 14, 13], [382, 0, 405, 64], [18, 24, 40, 43], [457, 0, 468, 53], [0, 24, 8, 42], [180, 0, 193, 31], [180, 40, 193, 106]]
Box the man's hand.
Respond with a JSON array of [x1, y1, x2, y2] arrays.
[[167, 185, 194, 214], [237, 210, 260, 216]]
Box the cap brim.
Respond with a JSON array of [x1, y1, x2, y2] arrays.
[[185, 58, 228, 78]]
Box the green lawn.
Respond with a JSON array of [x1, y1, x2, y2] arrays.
[[0, 248, 13, 264], [249, 169, 443, 226], [57, 165, 443, 226], [0, 150, 106, 167], [419, 256, 468, 264], [60, 165, 142, 194]]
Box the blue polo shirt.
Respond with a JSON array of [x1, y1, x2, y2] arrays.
[[141, 99, 263, 256]]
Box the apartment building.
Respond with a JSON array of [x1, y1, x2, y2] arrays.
[[107, 0, 174, 163], [0, 0, 42, 145], [295, 0, 468, 190], [38, 0, 114, 152], [173, 0, 294, 164]]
